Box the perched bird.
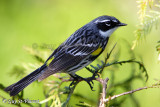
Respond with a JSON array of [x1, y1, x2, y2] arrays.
[[5, 15, 127, 96]]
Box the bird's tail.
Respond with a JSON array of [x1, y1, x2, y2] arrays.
[[5, 64, 46, 96]]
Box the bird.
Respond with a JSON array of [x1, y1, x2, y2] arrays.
[[5, 15, 127, 96]]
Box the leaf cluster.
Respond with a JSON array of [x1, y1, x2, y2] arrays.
[[132, 0, 160, 49]]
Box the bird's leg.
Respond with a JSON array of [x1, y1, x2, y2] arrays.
[[69, 73, 99, 91], [69, 74, 83, 89], [84, 71, 99, 91], [90, 70, 99, 80]]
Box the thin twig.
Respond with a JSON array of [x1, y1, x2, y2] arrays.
[[62, 82, 78, 107], [99, 43, 117, 74], [105, 59, 148, 81], [104, 85, 159, 102]]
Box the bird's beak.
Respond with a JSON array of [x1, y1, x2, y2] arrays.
[[118, 23, 127, 26]]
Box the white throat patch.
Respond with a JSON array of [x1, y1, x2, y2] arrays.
[[99, 27, 118, 38]]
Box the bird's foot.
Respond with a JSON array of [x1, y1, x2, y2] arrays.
[[84, 72, 99, 91], [69, 72, 99, 91], [69, 74, 82, 89]]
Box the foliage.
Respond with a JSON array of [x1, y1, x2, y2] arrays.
[[132, 0, 160, 50], [1, 44, 160, 107]]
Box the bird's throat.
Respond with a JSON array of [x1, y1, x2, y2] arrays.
[[99, 27, 118, 38]]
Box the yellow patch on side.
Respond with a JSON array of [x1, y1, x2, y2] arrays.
[[46, 57, 54, 66], [91, 47, 103, 56]]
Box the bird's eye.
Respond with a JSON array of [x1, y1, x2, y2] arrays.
[[96, 20, 112, 31], [104, 21, 111, 26]]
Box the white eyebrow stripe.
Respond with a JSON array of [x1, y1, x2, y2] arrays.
[[95, 19, 110, 23]]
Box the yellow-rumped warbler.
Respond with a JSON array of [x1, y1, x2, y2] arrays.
[[5, 15, 127, 96]]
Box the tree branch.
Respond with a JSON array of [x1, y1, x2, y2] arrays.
[[98, 78, 109, 107], [104, 84, 160, 103]]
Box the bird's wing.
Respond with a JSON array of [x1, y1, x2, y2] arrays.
[[38, 43, 102, 81]]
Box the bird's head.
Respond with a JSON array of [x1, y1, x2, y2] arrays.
[[92, 15, 127, 38]]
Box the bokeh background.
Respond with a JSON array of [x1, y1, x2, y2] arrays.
[[0, 0, 160, 107]]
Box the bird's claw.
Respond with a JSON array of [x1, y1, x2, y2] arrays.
[[84, 72, 99, 91], [84, 78, 95, 91], [69, 72, 99, 91], [69, 75, 79, 90]]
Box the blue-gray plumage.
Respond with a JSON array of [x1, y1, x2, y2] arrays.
[[5, 15, 127, 96]]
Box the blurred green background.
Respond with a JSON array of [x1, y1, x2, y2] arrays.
[[0, 0, 160, 107]]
